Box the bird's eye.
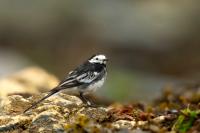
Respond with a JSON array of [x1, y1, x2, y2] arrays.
[[96, 58, 99, 60]]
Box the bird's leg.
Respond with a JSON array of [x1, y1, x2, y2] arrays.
[[79, 92, 93, 106]]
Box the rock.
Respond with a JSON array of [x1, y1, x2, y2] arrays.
[[112, 120, 136, 129], [137, 121, 148, 126], [152, 116, 166, 124], [64, 113, 102, 132], [0, 91, 139, 132], [0, 67, 112, 132], [0, 95, 30, 115], [78, 107, 108, 122], [1, 67, 198, 132], [0, 92, 84, 132], [0, 67, 59, 97], [27, 93, 83, 115], [0, 93, 83, 115], [0, 115, 32, 132], [29, 110, 65, 133]]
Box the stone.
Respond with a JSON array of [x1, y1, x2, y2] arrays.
[[112, 120, 136, 129], [0, 67, 59, 97]]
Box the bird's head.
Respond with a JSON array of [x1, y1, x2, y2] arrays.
[[89, 54, 108, 65]]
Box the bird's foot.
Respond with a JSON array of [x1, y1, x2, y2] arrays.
[[79, 92, 100, 108], [81, 100, 99, 108], [86, 102, 99, 108]]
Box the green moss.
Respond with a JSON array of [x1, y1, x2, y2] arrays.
[[173, 108, 200, 133]]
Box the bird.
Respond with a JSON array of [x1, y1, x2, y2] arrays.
[[24, 54, 108, 113]]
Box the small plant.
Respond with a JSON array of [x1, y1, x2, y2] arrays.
[[172, 107, 200, 133]]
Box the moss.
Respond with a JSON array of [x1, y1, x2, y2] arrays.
[[173, 108, 200, 133]]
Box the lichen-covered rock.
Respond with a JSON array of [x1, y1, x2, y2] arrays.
[[29, 110, 65, 133], [0, 115, 32, 132], [24, 93, 83, 114], [64, 113, 103, 133], [0, 93, 84, 132], [0, 67, 199, 132], [0, 91, 179, 133], [78, 107, 109, 122], [0, 95, 30, 115], [0, 92, 124, 132]]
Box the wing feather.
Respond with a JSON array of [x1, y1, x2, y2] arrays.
[[77, 72, 100, 83]]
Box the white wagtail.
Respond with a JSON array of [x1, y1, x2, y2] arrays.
[[24, 54, 108, 113]]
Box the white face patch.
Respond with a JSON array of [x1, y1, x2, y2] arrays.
[[89, 54, 107, 64]]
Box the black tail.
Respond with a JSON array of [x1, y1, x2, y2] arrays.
[[23, 87, 62, 113]]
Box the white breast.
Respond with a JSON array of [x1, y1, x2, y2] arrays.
[[85, 77, 105, 93]]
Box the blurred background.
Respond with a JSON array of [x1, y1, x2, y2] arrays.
[[0, 0, 200, 103]]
